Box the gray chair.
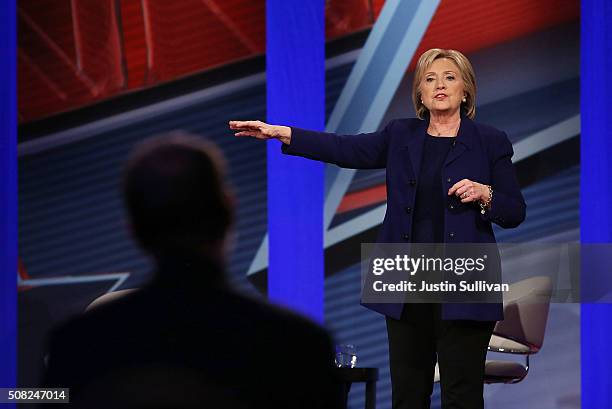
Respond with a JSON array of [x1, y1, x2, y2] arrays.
[[434, 276, 553, 384]]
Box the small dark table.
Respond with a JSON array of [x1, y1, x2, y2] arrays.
[[335, 367, 379, 409]]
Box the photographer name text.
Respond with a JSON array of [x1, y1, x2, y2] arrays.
[[372, 280, 509, 293]]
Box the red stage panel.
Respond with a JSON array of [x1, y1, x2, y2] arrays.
[[409, 0, 579, 70], [326, 0, 373, 39], [119, 0, 148, 89], [17, 0, 578, 123], [18, 0, 124, 121], [337, 184, 387, 214]]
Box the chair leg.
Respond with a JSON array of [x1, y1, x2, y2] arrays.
[[365, 380, 376, 409], [340, 382, 351, 409]]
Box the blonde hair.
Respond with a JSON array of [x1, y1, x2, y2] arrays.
[[412, 48, 477, 119]]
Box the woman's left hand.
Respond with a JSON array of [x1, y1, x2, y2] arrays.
[[448, 179, 489, 203]]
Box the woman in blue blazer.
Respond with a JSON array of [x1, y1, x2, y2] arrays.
[[230, 49, 526, 409]]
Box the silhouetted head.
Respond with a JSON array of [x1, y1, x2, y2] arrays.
[[123, 132, 234, 261]]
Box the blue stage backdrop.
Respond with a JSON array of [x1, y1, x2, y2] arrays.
[[581, 0, 612, 407], [1, 0, 17, 403], [11, 1, 610, 408], [266, 0, 325, 323]]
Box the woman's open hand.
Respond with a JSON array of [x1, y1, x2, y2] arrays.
[[229, 120, 292, 144]]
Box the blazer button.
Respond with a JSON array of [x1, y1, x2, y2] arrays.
[[448, 232, 455, 238], [446, 177, 451, 183], [410, 179, 416, 186], [405, 206, 412, 214], [449, 204, 455, 210], [403, 234, 410, 240]]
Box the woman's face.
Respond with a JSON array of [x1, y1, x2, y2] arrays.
[[419, 58, 466, 116]]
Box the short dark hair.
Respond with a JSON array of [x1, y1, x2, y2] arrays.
[[123, 132, 234, 254]]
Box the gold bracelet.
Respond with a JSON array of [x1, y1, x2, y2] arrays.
[[480, 185, 493, 214]]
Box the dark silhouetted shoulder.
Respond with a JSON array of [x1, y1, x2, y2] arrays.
[[43, 284, 341, 409]]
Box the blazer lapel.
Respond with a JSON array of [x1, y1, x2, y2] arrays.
[[444, 116, 475, 168], [404, 120, 427, 178]]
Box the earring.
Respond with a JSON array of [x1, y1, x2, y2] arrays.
[[462, 96, 467, 103]]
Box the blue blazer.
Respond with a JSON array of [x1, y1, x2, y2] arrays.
[[282, 117, 526, 321]]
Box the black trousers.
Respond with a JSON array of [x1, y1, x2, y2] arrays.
[[386, 304, 495, 409]]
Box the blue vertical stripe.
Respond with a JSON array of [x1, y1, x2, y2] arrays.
[[581, 0, 612, 407], [1, 0, 17, 400], [266, 0, 325, 322]]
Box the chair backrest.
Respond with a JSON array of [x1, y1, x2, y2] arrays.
[[85, 289, 137, 312], [493, 276, 552, 353]]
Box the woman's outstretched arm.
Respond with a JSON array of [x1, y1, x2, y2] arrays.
[[229, 120, 393, 169]]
